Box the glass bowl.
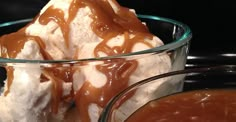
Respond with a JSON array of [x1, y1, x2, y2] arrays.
[[99, 65, 236, 122], [0, 15, 191, 121]]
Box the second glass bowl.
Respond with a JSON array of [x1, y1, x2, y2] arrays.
[[99, 65, 236, 122]]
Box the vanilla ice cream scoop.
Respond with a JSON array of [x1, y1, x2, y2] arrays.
[[0, 0, 172, 121]]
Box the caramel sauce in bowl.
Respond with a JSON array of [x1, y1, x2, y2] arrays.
[[126, 89, 236, 122], [100, 65, 236, 122], [0, 1, 191, 121]]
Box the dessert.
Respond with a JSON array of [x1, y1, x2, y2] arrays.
[[0, 0, 171, 121]]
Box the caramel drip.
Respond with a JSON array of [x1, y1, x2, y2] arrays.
[[109, 0, 150, 33], [95, 32, 153, 57], [76, 60, 138, 121], [43, 69, 63, 113], [39, 6, 70, 48], [0, 26, 52, 60], [3, 67, 14, 96], [42, 66, 74, 113], [72, 0, 149, 39], [0, 27, 53, 96], [0, 29, 28, 58]]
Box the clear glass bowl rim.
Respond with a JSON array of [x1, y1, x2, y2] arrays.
[[98, 65, 236, 122], [0, 14, 192, 64]]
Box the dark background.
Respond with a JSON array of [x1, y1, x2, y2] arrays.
[[0, 0, 236, 66]]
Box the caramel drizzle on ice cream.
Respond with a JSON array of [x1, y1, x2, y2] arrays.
[[3, 67, 14, 96], [39, 6, 71, 48], [0, 27, 53, 96], [0, 0, 156, 121]]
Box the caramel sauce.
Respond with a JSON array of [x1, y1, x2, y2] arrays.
[[76, 59, 138, 121], [42, 66, 75, 113], [43, 70, 63, 113], [3, 67, 14, 96], [0, 0, 156, 121], [0, 29, 29, 58], [39, 6, 70, 48], [126, 89, 236, 122], [0, 27, 53, 96]]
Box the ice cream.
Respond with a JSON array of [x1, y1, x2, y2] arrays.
[[0, 0, 171, 121]]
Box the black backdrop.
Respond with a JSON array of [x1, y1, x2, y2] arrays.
[[0, 0, 236, 65]]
